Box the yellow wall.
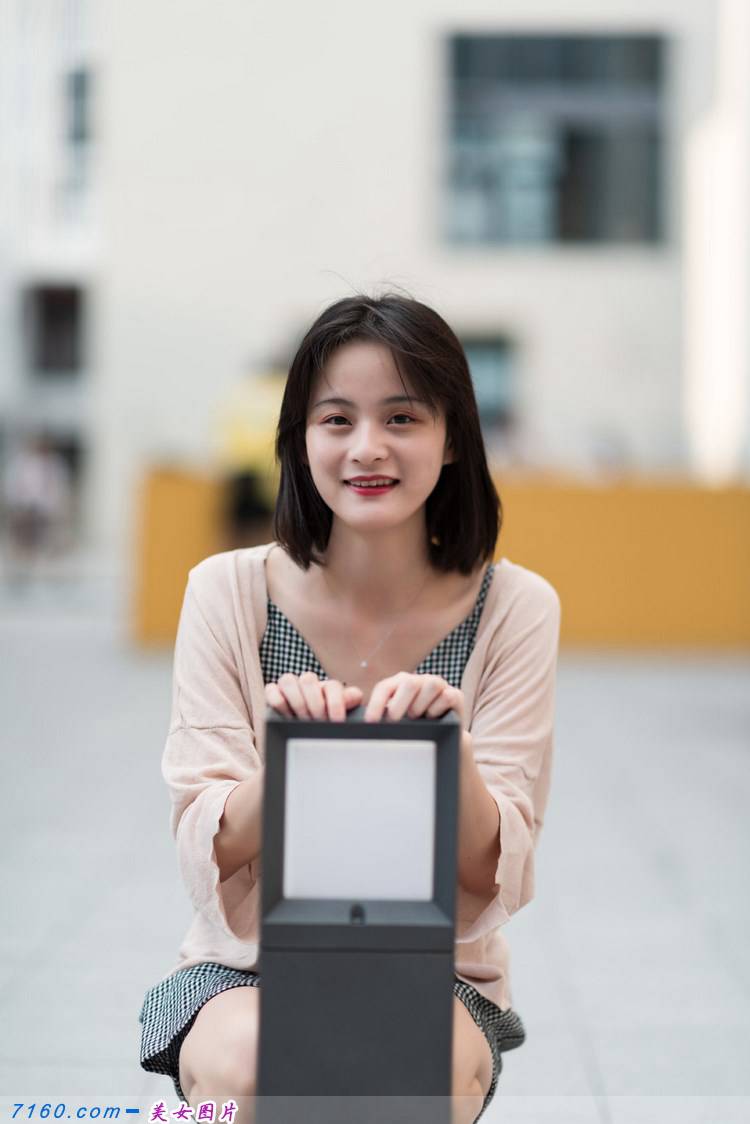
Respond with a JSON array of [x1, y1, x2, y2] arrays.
[[132, 467, 750, 648], [131, 468, 224, 646], [497, 475, 750, 647]]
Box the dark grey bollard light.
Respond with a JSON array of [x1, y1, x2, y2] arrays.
[[255, 703, 461, 1124]]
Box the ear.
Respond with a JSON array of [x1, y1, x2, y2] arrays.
[[442, 435, 455, 466]]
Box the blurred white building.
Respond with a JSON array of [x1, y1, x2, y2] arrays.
[[0, 0, 748, 566], [0, 0, 101, 552]]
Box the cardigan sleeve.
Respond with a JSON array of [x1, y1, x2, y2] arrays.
[[456, 570, 561, 945], [161, 560, 262, 943]]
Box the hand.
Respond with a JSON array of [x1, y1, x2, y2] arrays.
[[265, 671, 363, 721], [363, 672, 466, 726]]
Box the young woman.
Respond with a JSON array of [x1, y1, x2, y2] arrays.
[[138, 294, 561, 1124]]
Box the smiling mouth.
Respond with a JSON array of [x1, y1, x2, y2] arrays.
[[344, 480, 400, 489]]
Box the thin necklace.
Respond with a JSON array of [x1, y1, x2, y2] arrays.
[[319, 562, 433, 669]]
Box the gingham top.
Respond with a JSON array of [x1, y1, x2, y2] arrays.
[[259, 562, 495, 688]]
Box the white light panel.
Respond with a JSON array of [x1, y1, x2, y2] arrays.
[[283, 738, 437, 900]]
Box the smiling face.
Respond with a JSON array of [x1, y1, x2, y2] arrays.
[[304, 339, 454, 532]]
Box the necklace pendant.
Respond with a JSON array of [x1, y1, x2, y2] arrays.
[[360, 660, 368, 668]]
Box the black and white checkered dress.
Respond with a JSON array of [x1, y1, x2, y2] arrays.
[[139, 561, 525, 1120]]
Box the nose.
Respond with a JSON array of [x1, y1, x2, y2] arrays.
[[349, 419, 389, 464]]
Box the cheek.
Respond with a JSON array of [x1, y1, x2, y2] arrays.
[[305, 435, 341, 485], [305, 430, 327, 464], [309, 440, 337, 471]]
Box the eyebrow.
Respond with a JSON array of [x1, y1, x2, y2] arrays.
[[311, 394, 427, 410]]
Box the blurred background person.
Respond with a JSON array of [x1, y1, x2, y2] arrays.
[[213, 363, 286, 551], [0, 430, 74, 586]]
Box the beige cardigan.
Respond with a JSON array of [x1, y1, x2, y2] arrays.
[[161, 541, 561, 1010]]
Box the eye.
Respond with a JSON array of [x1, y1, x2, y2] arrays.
[[322, 414, 416, 427]]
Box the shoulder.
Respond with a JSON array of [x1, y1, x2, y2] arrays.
[[188, 542, 274, 587], [185, 542, 275, 625], [483, 557, 561, 654], [188, 547, 240, 590], [491, 557, 560, 617]]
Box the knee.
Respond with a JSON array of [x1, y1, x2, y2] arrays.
[[451, 1076, 485, 1124], [185, 1040, 258, 1103], [188, 1083, 256, 1124]]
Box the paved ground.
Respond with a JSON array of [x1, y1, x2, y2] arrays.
[[1, 571, 749, 1123]]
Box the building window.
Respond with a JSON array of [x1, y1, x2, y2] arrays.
[[23, 285, 85, 376], [446, 34, 665, 244], [58, 67, 92, 202], [461, 336, 524, 468], [462, 337, 515, 428], [66, 68, 91, 147]]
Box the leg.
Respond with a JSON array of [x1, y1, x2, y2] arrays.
[[452, 995, 494, 1124], [178, 985, 260, 1124], [178, 985, 493, 1124]]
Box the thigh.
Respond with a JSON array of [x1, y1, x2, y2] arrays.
[[452, 994, 494, 1099], [178, 985, 492, 1101], [178, 985, 261, 1100]]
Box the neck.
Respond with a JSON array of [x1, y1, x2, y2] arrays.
[[315, 517, 436, 618]]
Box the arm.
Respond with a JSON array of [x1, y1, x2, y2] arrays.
[[456, 571, 561, 943], [457, 729, 501, 898], [215, 772, 265, 883], [162, 558, 263, 940]]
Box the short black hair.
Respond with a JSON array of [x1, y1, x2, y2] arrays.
[[272, 292, 502, 574]]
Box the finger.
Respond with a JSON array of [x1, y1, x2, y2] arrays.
[[277, 672, 313, 719], [298, 670, 327, 720], [426, 685, 463, 721], [383, 679, 426, 722], [321, 679, 346, 722], [363, 674, 402, 722], [265, 683, 292, 717], [405, 678, 446, 719], [343, 684, 363, 708], [389, 675, 446, 721]]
